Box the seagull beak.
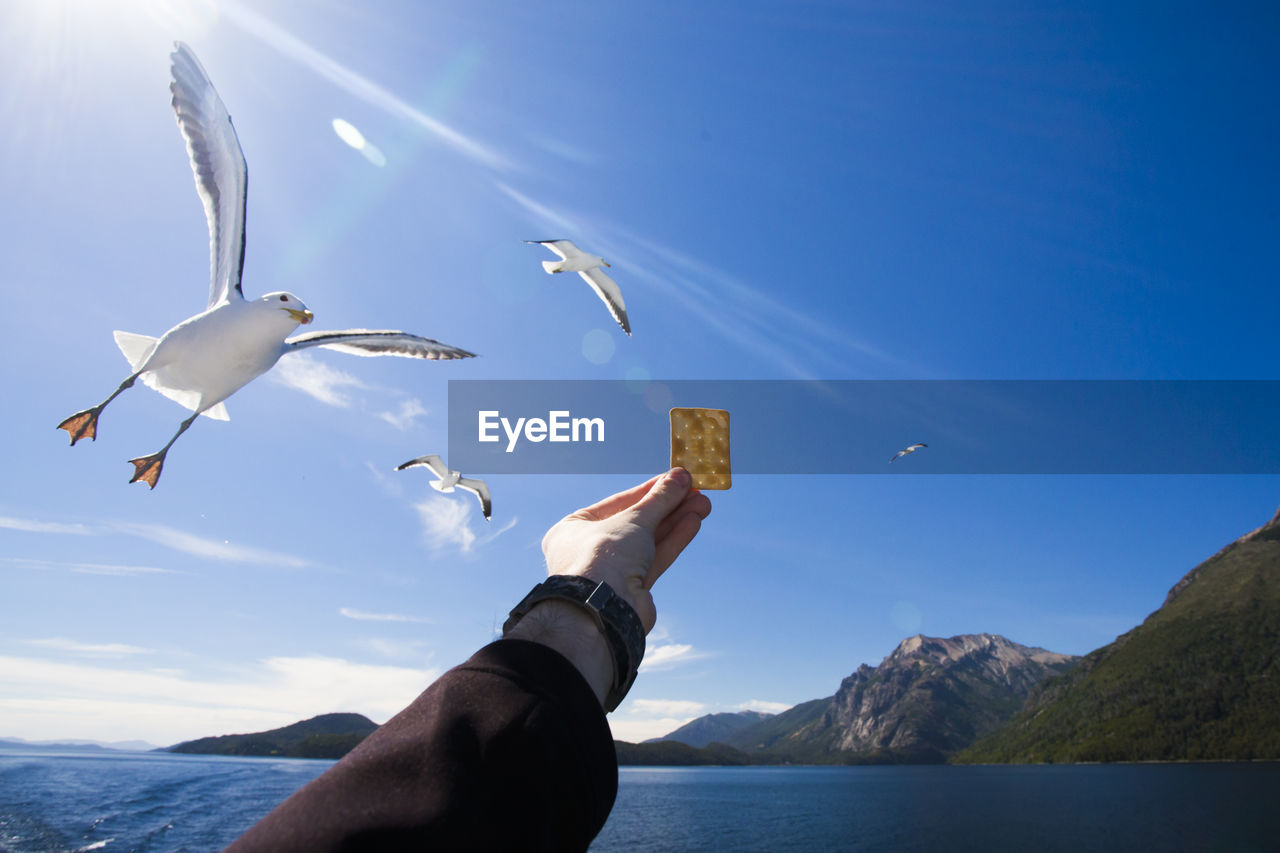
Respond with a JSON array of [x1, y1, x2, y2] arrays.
[[285, 308, 314, 325], [603, 261, 612, 267]]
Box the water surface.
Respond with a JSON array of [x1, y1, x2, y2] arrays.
[[593, 764, 1280, 851], [3, 750, 1277, 851]]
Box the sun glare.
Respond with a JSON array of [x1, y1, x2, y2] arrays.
[[5, 0, 220, 94], [10, 0, 220, 45]]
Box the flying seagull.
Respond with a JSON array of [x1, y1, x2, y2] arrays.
[[524, 239, 630, 336], [57, 43, 476, 489], [890, 443, 928, 463], [396, 454, 492, 521]]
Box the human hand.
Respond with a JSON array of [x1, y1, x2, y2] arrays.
[[540, 467, 713, 633]]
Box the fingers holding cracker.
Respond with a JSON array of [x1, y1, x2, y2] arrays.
[[650, 511, 705, 587]]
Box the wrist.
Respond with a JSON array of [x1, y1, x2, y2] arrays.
[[504, 599, 614, 707], [502, 576, 646, 712]]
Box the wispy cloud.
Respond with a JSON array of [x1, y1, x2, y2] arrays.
[[268, 357, 435, 432], [24, 638, 153, 657], [270, 352, 371, 407], [365, 460, 406, 498], [413, 495, 478, 553], [1, 514, 309, 569], [639, 641, 712, 672], [0, 516, 93, 535], [737, 699, 793, 714], [377, 398, 429, 430], [630, 699, 707, 717], [339, 607, 429, 624], [111, 522, 310, 569], [0, 557, 180, 577], [0, 653, 441, 743], [353, 638, 430, 660], [221, 0, 507, 170], [478, 515, 519, 546]]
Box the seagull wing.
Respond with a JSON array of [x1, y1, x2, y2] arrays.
[[170, 43, 247, 308], [396, 454, 451, 479], [891, 444, 926, 462], [524, 239, 576, 261], [458, 477, 492, 521], [579, 267, 631, 336], [285, 330, 477, 360]]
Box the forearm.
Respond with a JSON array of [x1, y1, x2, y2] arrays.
[[227, 640, 617, 852]]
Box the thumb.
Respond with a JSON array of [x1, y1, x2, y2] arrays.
[[628, 468, 693, 529]]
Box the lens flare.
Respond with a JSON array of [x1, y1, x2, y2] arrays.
[[331, 117, 386, 167]]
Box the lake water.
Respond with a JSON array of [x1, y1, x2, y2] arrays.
[[2, 750, 1278, 851], [597, 765, 1280, 851]]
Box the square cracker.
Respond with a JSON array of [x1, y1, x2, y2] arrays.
[[669, 407, 731, 490]]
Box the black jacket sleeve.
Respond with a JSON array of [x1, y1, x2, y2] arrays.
[[226, 639, 618, 852]]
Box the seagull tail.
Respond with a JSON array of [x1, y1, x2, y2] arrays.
[[113, 331, 158, 372], [541, 260, 562, 274]]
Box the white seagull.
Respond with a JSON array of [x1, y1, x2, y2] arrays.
[[396, 454, 492, 521], [57, 43, 476, 488], [524, 239, 630, 336], [890, 443, 928, 463]]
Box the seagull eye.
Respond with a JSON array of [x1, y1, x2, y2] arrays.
[[279, 295, 288, 302]]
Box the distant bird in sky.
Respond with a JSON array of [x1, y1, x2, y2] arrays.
[[57, 43, 475, 489], [396, 454, 492, 521], [524, 239, 631, 335], [890, 443, 928, 463]]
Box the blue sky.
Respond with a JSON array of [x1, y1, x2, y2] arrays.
[[1, 0, 1277, 744]]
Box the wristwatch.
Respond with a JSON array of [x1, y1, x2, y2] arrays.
[[503, 575, 646, 712]]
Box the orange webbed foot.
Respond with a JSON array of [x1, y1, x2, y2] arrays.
[[57, 408, 101, 445], [128, 453, 167, 489]]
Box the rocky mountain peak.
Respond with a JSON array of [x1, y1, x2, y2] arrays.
[[804, 633, 1079, 762], [888, 632, 1072, 670]]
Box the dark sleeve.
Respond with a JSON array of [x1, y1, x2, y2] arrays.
[[226, 639, 618, 852]]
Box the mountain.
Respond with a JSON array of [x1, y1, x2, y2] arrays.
[[643, 634, 1076, 764], [0, 737, 158, 752], [763, 634, 1077, 763], [721, 697, 832, 753], [0, 739, 146, 754], [957, 505, 1280, 763], [167, 713, 378, 760], [646, 711, 774, 748], [615, 739, 753, 766]]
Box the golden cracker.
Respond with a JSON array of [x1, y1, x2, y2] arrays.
[[669, 407, 731, 490]]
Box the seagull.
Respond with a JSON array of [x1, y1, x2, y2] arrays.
[[396, 454, 492, 521], [890, 443, 928, 463], [57, 43, 476, 489], [524, 239, 630, 336]]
